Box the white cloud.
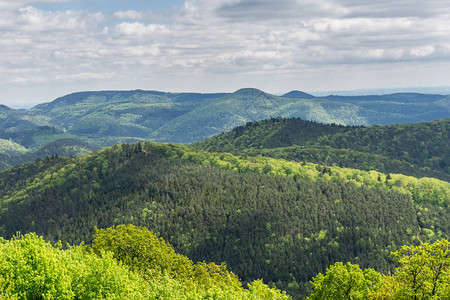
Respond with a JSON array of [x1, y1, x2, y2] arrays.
[[1, 0, 450, 106], [409, 46, 435, 58], [114, 22, 169, 37], [114, 10, 143, 20], [339, 0, 450, 18]]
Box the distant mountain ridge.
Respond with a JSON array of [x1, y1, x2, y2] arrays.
[[0, 88, 448, 170], [26, 88, 450, 143], [281, 90, 316, 99]]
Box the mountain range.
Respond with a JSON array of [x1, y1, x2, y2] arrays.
[[0, 88, 448, 170]]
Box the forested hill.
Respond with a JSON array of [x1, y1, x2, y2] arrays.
[[0, 126, 98, 171], [195, 118, 450, 181], [0, 142, 448, 298], [1, 89, 448, 147], [0, 89, 448, 170]]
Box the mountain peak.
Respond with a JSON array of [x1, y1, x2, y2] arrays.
[[232, 88, 266, 97], [282, 90, 315, 99]]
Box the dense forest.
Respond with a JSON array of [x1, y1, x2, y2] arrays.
[[0, 225, 289, 299], [0, 142, 448, 298], [195, 117, 450, 181], [2, 225, 448, 299]]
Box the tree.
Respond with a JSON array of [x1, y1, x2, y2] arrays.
[[92, 224, 194, 281], [388, 239, 450, 299], [307, 262, 383, 299]]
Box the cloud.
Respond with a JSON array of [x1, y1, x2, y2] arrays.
[[216, 0, 349, 21], [114, 22, 169, 37], [14, 6, 105, 32], [339, 0, 450, 18], [0, 0, 68, 10], [1, 0, 450, 105], [114, 10, 143, 20]]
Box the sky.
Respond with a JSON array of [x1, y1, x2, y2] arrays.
[[1, 0, 450, 107]]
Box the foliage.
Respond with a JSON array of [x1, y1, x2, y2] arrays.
[[92, 224, 290, 299], [307, 262, 383, 299], [0, 142, 447, 299], [0, 232, 151, 299], [195, 117, 450, 180], [0, 228, 290, 300], [179, 144, 449, 207], [310, 239, 450, 300], [387, 239, 450, 299]]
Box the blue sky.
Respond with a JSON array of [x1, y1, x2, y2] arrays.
[[1, 0, 450, 107]]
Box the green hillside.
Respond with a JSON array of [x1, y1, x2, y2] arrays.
[[27, 90, 229, 145], [0, 89, 448, 170], [3, 88, 446, 146], [0, 142, 448, 298], [0, 126, 98, 171], [0, 125, 82, 149], [0, 104, 36, 132], [195, 118, 450, 181]]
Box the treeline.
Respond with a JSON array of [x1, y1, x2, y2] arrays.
[[0, 142, 448, 298], [243, 146, 447, 181], [0, 225, 289, 299], [194, 117, 450, 180]]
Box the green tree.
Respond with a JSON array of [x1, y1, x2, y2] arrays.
[[307, 262, 383, 299], [388, 239, 450, 299], [0, 232, 151, 299], [92, 224, 194, 281]]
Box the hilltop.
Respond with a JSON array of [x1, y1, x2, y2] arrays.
[[195, 117, 450, 181]]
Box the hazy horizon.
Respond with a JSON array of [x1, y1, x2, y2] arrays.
[[4, 85, 450, 110]]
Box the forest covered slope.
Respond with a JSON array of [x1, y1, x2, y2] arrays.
[[1, 89, 448, 146], [0, 142, 448, 298], [0, 126, 97, 171], [0, 89, 448, 170], [195, 118, 450, 181], [0, 90, 448, 298]]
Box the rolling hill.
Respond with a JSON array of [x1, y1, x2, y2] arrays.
[[0, 126, 98, 170], [195, 118, 450, 181], [0, 141, 448, 298], [0, 88, 446, 147], [0, 88, 448, 171]]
